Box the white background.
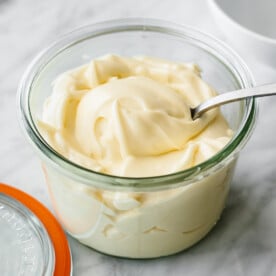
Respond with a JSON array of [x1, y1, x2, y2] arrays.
[[1, 0, 276, 275]]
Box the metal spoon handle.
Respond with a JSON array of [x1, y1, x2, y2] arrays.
[[192, 83, 276, 119]]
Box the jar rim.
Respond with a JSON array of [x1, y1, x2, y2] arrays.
[[17, 18, 256, 191]]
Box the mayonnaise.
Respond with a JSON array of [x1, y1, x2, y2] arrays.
[[39, 54, 234, 258], [39, 54, 232, 177]]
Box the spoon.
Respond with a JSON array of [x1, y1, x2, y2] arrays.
[[191, 83, 276, 120]]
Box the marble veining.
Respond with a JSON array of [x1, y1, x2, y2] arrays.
[[1, 0, 276, 275]]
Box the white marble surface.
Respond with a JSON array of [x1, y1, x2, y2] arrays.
[[1, 0, 276, 275]]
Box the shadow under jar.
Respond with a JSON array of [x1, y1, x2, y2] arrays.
[[18, 19, 256, 259]]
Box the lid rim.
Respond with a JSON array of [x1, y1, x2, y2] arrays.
[[0, 183, 71, 276]]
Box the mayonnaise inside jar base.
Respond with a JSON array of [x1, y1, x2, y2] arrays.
[[44, 160, 236, 258]]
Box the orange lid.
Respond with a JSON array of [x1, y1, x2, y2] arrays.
[[0, 183, 71, 276]]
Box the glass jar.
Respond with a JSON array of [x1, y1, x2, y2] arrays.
[[18, 19, 256, 258]]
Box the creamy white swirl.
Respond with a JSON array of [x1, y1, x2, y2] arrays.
[[39, 55, 232, 177]]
